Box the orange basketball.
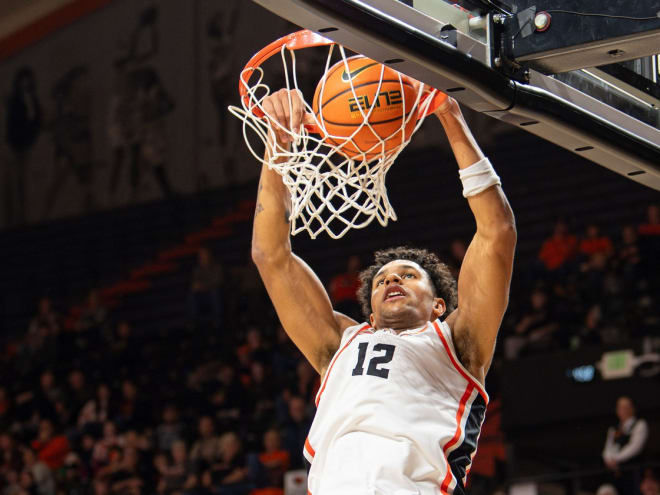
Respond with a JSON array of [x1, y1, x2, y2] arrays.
[[312, 56, 418, 160]]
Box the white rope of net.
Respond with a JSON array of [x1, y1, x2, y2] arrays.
[[228, 43, 438, 239]]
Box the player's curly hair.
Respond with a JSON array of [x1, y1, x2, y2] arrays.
[[357, 246, 457, 320]]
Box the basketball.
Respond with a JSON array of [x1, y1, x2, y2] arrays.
[[312, 56, 418, 160]]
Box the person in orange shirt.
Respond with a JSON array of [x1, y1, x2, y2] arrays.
[[638, 204, 660, 236], [328, 255, 362, 320], [579, 224, 613, 258], [30, 419, 69, 470], [258, 428, 290, 489], [538, 219, 578, 271]]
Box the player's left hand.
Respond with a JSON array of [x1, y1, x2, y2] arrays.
[[406, 76, 454, 118], [433, 93, 456, 117]]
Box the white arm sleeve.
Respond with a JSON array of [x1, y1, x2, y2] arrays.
[[612, 420, 649, 463]]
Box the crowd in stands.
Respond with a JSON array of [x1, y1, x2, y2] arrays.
[[502, 204, 660, 360], [1, 203, 658, 495], [1, 252, 312, 495]]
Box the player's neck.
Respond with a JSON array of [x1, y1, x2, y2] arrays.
[[374, 320, 429, 333]]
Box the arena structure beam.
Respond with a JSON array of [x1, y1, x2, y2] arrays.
[[251, 0, 660, 191], [500, 0, 660, 74]]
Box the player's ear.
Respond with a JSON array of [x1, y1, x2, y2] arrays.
[[369, 313, 375, 327], [431, 298, 446, 320]]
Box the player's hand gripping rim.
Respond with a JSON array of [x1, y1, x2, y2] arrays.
[[262, 88, 315, 150]]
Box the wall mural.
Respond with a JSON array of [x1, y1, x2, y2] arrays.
[[0, 0, 291, 229], [4, 66, 42, 227]]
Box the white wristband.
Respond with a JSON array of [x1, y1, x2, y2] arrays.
[[458, 157, 501, 197]]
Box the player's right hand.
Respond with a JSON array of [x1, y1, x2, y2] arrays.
[[262, 89, 314, 147]]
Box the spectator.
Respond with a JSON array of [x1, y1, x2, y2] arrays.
[[95, 445, 122, 481], [58, 453, 87, 495], [293, 361, 318, 405], [328, 255, 361, 320], [22, 447, 54, 495], [638, 205, 660, 278], [205, 432, 250, 493], [158, 440, 197, 494], [504, 287, 558, 359], [109, 321, 140, 372], [91, 479, 109, 495], [77, 433, 96, 477], [641, 469, 660, 495], [258, 428, 289, 489], [236, 328, 269, 367], [28, 298, 59, 337], [76, 290, 109, 334], [188, 246, 223, 330], [78, 383, 113, 432], [190, 416, 221, 470], [91, 421, 121, 471], [30, 420, 69, 471], [211, 364, 246, 427], [637, 204, 660, 236], [1, 433, 21, 473], [447, 239, 467, 279], [18, 470, 38, 495], [578, 250, 611, 306], [248, 362, 277, 426], [603, 396, 649, 495], [30, 371, 60, 421], [617, 225, 641, 270], [538, 219, 578, 271], [573, 304, 604, 349], [282, 397, 311, 470], [116, 380, 147, 429], [107, 447, 144, 494], [2, 469, 22, 495], [65, 370, 92, 420], [155, 405, 184, 452], [121, 429, 150, 453], [270, 326, 299, 378], [579, 223, 613, 258]]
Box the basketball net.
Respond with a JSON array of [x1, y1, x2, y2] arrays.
[[228, 30, 444, 239]]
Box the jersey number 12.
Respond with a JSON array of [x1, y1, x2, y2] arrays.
[[352, 342, 396, 379]]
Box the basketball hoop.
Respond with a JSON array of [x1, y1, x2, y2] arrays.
[[228, 30, 447, 239]]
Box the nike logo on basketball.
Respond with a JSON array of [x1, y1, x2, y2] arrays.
[[341, 62, 380, 82]]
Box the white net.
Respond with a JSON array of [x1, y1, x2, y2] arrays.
[[228, 40, 438, 239]]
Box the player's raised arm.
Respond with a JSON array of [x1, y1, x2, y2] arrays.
[[251, 89, 357, 374], [436, 98, 516, 381]]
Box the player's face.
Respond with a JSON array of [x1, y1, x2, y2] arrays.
[[369, 259, 445, 330]]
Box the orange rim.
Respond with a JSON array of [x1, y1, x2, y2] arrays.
[[239, 29, 447, 131]]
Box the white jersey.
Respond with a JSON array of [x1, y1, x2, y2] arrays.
[[304, 319, 488, 495]]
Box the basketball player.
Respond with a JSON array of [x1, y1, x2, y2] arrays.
[[252, 87, 516, 494]]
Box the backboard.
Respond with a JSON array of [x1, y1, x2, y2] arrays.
[[251, 0, 660, 190]]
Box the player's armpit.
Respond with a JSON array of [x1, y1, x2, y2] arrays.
[[254, 252, 356, 373]]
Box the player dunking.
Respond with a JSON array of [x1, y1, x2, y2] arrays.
[[252, 88, 516, 494]]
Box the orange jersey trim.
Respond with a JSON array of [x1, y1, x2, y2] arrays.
[[304, 437, 316, 458], [315, 323, 372, 407], [440, 384, 474, 493], [433, 321, 488, 402], [399, 322, 430, 337]]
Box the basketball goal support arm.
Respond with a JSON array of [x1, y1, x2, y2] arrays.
[[252, 0, 660, 190]]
